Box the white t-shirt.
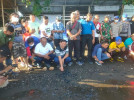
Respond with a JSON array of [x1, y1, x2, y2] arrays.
[[95, 23, 101, 37], [40, 23, 53, 38], [34, 43, 53, 55]]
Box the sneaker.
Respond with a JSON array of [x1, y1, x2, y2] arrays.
[[89, 61, 93, 64], [49, 67, 54, 71], [37, 63, 42, 68], [20, 62, 25, 67], [124, 55, 127, 60], [95, 61, 102, 66], [117, 57, 124, 62], [109, 58, 114, 62], [68, 62, 73, 67], [76, 61, 83, 66]]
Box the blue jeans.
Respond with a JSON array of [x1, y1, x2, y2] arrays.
[[54, 56, 71, 65], [0, 58, 12, 70], [97, 48, 109, 61], [34, 54, 55, 68]]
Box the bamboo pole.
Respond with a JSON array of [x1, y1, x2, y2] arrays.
[[1, 0, 5, 27]]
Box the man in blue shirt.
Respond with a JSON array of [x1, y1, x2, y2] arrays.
[[92, 41, 111, 66], [52, 16, 64, 47], [81, 13, 95, 64]]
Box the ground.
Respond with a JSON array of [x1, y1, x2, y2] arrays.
[[0, 57, 134, 100]]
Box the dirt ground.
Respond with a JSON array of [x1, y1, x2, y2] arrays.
[[0, 57, 134, 100]]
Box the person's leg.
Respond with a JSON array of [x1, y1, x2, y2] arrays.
[[87, 35, 93, 62], [81, 35, 87, 59], [64, 57, 71, 64], [97, 48, 103, 61], [68, 40, 74, 58], [34, 56, 43, 67], [74, 40, 80, 61], [54, 57, 59, 65], [6, 57, 12, 66], [101, 53, 110, 61]]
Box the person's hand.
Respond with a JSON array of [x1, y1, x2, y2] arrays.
[[92, 38, 95, 44], [116, 48, 121, 52], [44, 55, 50, 60], [30, 57, 35, 62], [99, 61, 104, 64], [106, 53, 111, 58]]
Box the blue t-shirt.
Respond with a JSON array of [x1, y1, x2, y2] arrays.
[[81, 20, 95, 35], [25, 36, 40, 49], [53, 22, 64, 39], [92, 44, 107, 57], [124, 37, 133, 48]]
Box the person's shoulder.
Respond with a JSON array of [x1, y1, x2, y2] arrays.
[[66, 21, 71, 25]]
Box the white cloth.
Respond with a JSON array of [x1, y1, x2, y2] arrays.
[[35, 43, 53, 55], [40, 23, 53, 38], [95, 23, 101, 37]]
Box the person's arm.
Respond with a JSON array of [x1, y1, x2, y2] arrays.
[[73, 29, 81, 37], [8, 41, 13, 50], [109, 48, 118, 52], [63, 53, 69, 60], [42, 31, 48, 37], [58, 56, 63, 68], [67, 30, 73, 37]]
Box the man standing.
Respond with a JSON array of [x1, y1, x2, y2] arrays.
[[93, 15, 102, 45], [0, 25, 14, 67], [66, 12, 83, 66], [120, 14, 131, 41], [101, 16, 113, 43], [28, 14, 40, 38], [81, 13, 95, 64], [111, 16, 122, 41], [52, 16, 64, 47], [40, 16, 54, 48]]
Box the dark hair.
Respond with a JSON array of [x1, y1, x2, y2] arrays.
[[101, 40, 109, 44], [27, 37, 34, 44], [43, 16, 48, 20], [60, 39, 67, 43], [21, 18, 28, 23], [4, 24, 14, 32]]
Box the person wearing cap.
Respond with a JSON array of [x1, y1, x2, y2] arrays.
[[109, 36, 125, 62], [0, 24, 14, 67], [110, 16, 122, 42], [130, 15, 134, 35], [34, 37, 55, 70], [52, 16, 64, 47], [54, 40, 72, 71], [101, 16, 113, 43], [119, 14, 131, 41], [40, 16, 54, 48]]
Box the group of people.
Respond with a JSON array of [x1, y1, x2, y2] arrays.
[[0, 10, 134, 87]]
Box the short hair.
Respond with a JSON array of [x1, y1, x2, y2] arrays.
[[10, 13, 19, 19], [27, 37, 34, 44], [75, 10, 80, 14], [71, 12, 77, 17], [43, 16, 48, 20], [87, 13, 92, 17], [60, 39, 67, 43], [4, 24, 14, 32], [101, 40, 109, 44]]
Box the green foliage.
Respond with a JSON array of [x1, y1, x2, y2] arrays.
[[122, 0, 134, 5], [21, 0, 51, 17]]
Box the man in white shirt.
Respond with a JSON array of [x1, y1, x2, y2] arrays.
[[40, 16, 54, 48], [34, 37, 55, 70]]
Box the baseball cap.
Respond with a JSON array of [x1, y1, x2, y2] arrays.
[[114, 16, 119, 19], [115, 36, 122, 42]]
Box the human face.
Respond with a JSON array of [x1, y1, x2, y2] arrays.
[[131, 35, 134, 41], [41, 38, 47, 47], [104, 18, 109, 23], [29, 42, 34, 47], [11, 15, 19, 23], [86, 15, 92, 21], [71, 14, 76, 22], [43, 19, 48, 25], [60, 41, 67, 49], [5, 31, 13, 36], [94, 16, 99, 23], [114, 18, 119, 23], [30, 15, 35, 22], [102, 43, 109, 49]]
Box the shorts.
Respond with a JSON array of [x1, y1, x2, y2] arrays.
[[12, 42, 27, 59]]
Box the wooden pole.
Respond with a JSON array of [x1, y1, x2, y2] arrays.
[[1, 0, 5, 27]]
